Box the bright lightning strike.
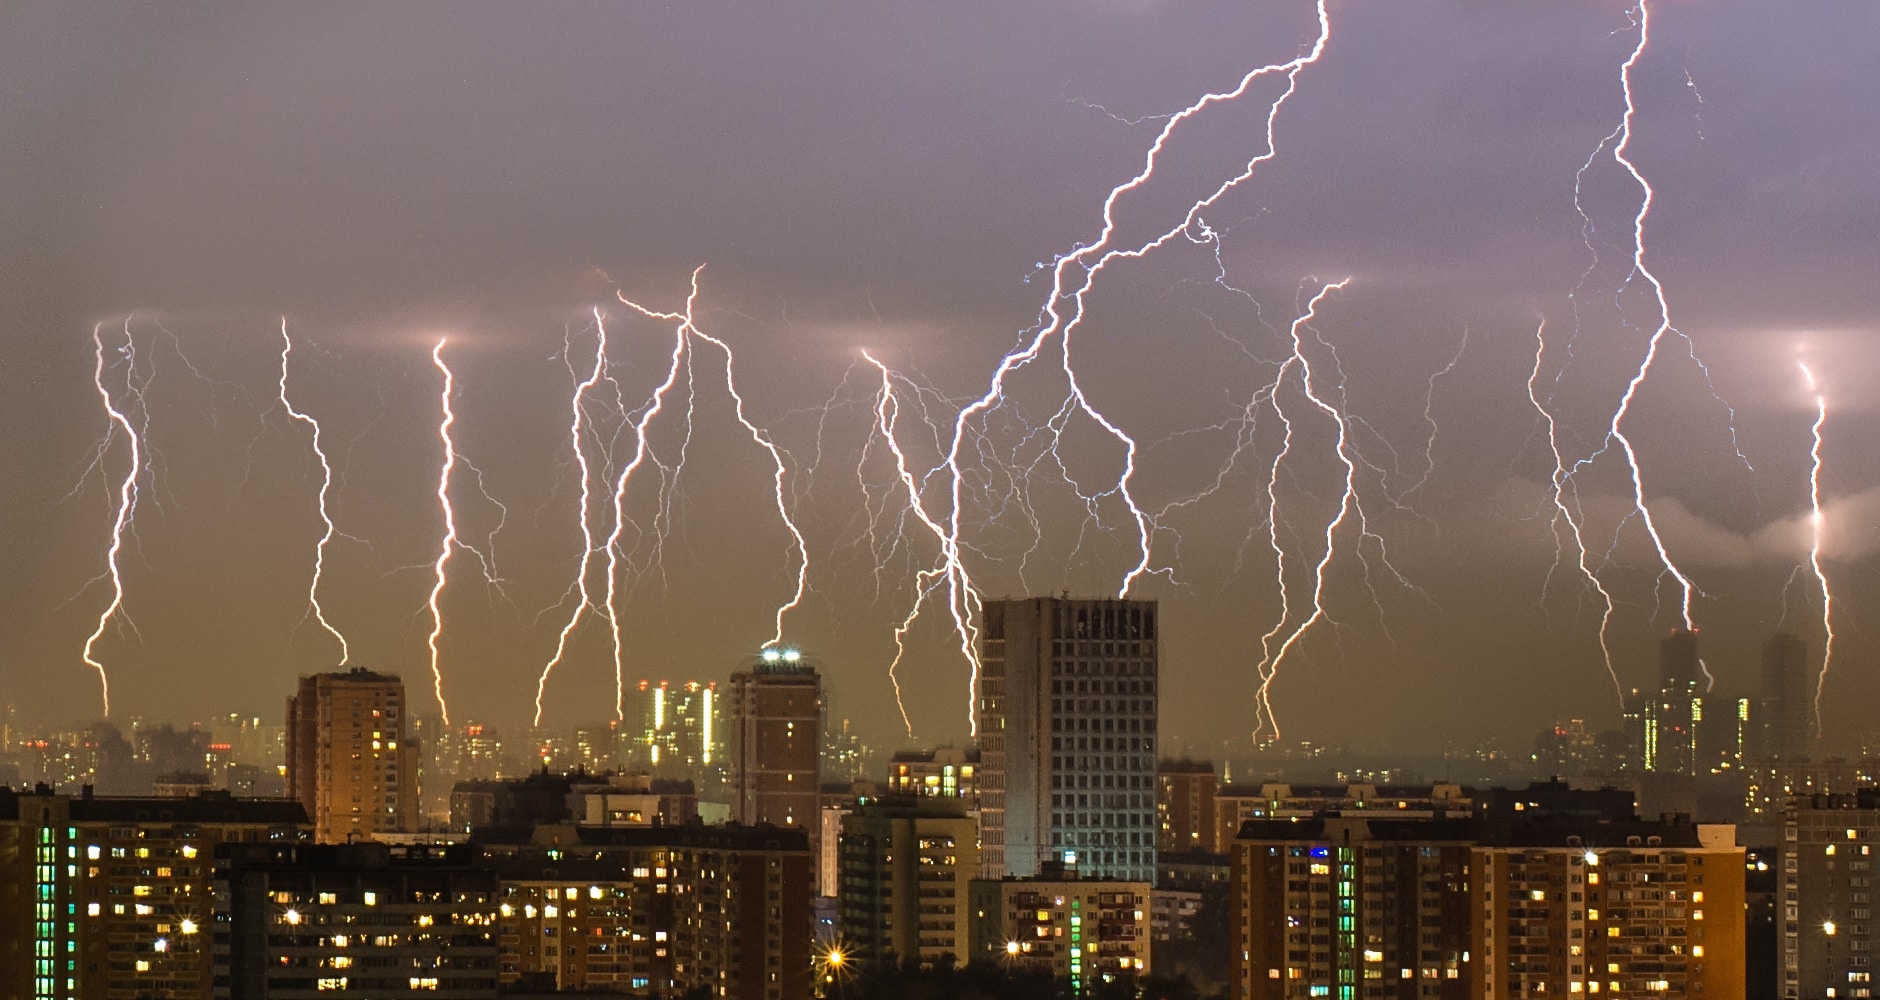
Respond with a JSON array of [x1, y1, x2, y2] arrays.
[[1526, 319, 1623, 700], [79, 321, 144, 716], [424, 339, 459, 725], [1540, 0, 1716, 680], [277, 320, 350, 665], [1251, 279, 1354, 743], [1601, 0, 1702, 630], [897, 1, 1335, 734], [595, 308, 687, 723], [863, 350, 973, 737], [1799, 361, 1835, 737], [534, 313, 612, 727], [533, 273, 809, 727], [613, 267, 810, 651]]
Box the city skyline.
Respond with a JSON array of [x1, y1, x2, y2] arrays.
[[3, 3, 1877, 755]]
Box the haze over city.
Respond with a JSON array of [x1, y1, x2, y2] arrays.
[[2, 1, 1876, 756]]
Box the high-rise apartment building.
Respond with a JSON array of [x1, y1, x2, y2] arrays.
[[1232, 817, 1475, 1000], [214, 842, 500, 998], [1211, 783, 1472, 857], [1228, 813, 1745, 1000], [479, 824, 814, 1000], [729, 650, 821, 858], [885, 747, 981, 810], [837, 798, 979, 968], [0, 786, 310, 1000], [977, 596, 1158, 881], [285, 668, 421, 843], [967, 863, 1152, 991], [1779, 790, 1880, 1000]]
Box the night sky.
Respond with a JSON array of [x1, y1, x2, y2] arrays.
[[3, 2, 1876, 755]]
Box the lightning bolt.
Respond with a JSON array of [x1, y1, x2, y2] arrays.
[[1250, 279, 1357, 743], [1538, 1, 1719, 681], [616, 268, 809, 637], [1526, 319, 1623, 699], [276, 320, 350, 665], [889, 1, 1336, 734], [534, 313, 612, 726], [532, 272, 810, 727], [1401, 325, 1469, 501], [863, 350, 973, 737], [1799, 360, 1835, 737], [423, 339, 458, 725], [78, 321, 145, 716], [596, 309, 686, 722], [1600, 0, 1703, 630]]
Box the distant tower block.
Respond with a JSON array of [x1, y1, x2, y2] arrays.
[[1762, 632, 1812, 760]]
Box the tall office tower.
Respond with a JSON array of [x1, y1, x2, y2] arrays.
[[285, 667, 421, 843], [977, 596, 1158, 881], [1763, 632, 1812, 760], [729, 649, 821, 857], [1647, 628, 1704, 775]]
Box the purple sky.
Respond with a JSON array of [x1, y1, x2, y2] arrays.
[[2, 1, 1877, 755]]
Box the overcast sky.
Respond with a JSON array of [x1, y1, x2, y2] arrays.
[[2, 1, 1876, 756]]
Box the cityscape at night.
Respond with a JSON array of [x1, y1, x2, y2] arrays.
[[2, 2, 1876, 997]]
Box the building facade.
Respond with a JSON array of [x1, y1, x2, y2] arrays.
[[213, 841, 499, 998], [886, 747, 981, 810], [479, 824, 814, 1000], [1228, 814, 1745, 1000], [1762, 633, 1812, 762], [836, 798, 978, 968], [967, 865, 1152, 993], [0, 786, 309, 1000], [1212, 783, 1472, 856], [1780, 790, 1880, 1000], [1157, 759, 1219, 854], [977, 596, 1158, 881], [285, 668, 421, 843]]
